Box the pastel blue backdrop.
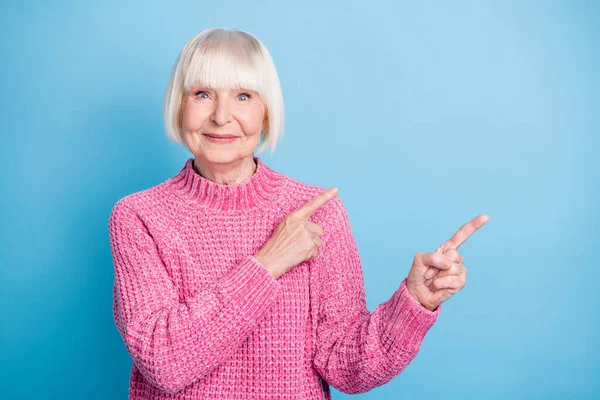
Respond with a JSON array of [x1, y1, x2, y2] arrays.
[[1, 0, 598, 399]]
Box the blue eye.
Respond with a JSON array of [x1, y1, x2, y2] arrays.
[[193, 90, 252, 100]]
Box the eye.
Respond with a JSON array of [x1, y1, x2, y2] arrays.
[[195, 90, 209, 99], [238, 92, 252, 101]]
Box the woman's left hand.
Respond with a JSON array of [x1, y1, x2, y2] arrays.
[[406, 214, 489, 311]]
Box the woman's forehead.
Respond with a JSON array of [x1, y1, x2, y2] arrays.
[[187, 83, 259, 93], [182, 55, 263, 93]]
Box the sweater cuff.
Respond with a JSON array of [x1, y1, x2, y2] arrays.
[[217, 255, 282, 323], [380, 278, 441, 352]]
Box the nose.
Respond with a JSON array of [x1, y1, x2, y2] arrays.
[[211, 99, 232, 126]]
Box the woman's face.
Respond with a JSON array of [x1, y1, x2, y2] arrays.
[[181, 86, 268, 164]]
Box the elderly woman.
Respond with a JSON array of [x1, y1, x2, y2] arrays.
[[108, 28, 488, 400]]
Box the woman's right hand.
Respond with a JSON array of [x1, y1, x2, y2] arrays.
[[254, 187, 339, 279]]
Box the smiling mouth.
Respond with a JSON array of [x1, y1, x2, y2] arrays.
[[203, 133, 239, 138]]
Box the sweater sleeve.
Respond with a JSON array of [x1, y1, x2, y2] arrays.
[[312, 197, 441, 395], [108, 200, 282, 395]]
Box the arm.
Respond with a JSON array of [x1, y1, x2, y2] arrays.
[[108, 201, 281, 394], [312, 197, 441, 395]]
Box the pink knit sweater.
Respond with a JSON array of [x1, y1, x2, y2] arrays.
[[108, 156, 442, 399]]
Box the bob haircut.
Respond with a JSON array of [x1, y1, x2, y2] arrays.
[[163, 28, 285, 154]]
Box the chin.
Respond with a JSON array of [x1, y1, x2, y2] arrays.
[[197, 150, 241, 163]]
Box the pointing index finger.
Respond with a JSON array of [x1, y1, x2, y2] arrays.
[[444, 214, 489, 250], [293, 187, 339, 219]]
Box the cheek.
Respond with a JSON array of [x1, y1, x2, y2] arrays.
[[239, 109, 266, 134], [181, 103, 207, 131], [181, 107, 192, 130]]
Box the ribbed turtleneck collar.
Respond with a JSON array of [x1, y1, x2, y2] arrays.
[[168, 156, 287, 212]]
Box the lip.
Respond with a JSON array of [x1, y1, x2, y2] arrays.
[[203, 133, 239, 144], [204, 133, 238, 138]]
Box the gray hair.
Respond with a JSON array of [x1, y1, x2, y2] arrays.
[[163, 28, 285, 154]]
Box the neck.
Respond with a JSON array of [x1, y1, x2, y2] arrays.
[[168, 155, 287, 212], [192, 156, 257, 186]]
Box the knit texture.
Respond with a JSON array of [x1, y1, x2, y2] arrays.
[[108, 156, 442, 400]]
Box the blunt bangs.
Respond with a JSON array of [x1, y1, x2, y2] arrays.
[[164, 28, 285, 154]]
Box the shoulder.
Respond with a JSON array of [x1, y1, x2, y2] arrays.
[[108, 179, 176, 227], [279, 176, 357, 267], [280, 175, 350, 228]]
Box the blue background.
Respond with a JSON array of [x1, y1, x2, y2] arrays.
[[1, 0, 598, 399]]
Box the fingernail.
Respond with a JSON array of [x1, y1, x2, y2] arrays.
[[424, 270, 433, 279], [425, 279, 432, 286]]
